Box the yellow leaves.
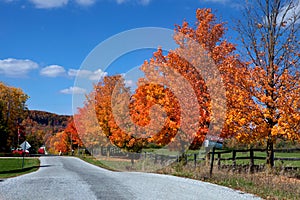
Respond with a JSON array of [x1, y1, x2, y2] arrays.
[[240, 118, 247, 125]]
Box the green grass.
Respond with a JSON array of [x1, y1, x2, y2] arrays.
[[142, 148, 180, 156], [0, 158, 40, 178], [80, 156, 118, 171]]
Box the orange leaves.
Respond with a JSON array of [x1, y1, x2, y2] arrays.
[[64, 119, 82, 147], [92, 75, 148, 152], [69, 8, 299, 156], [130, 83, 180, 146], [49, 131, 69, 153]]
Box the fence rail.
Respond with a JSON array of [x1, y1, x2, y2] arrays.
[[198, 148, 300, 174]]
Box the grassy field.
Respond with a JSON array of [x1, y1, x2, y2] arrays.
[[0, 158, 40, 178]]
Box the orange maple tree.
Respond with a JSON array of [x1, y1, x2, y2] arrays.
[[232, 0, 300, 168], [64, 119, 83, 150], [93, 75, 148, 152], [133, 8, 240, 152], [86, 9, 242, 155], [74, 96, 112, 156], [49, 131, 69, 153], [129, 83, 181, 148]]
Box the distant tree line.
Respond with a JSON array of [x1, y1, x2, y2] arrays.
[[0, 82, 70, 153]]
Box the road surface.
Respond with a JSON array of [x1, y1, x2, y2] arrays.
[[0, 156, 261, 200]]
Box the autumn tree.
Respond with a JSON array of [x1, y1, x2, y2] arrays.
[[129, 83, 181, 148], [49, 131, 70, 153], [94, 75, 148, 153], [134, 8, 238, 154], [0, 82, 29, 151], [20, 117, 42, 152], [64, 118, 83, 151], [0, 101, 9, 151], [234, 0, 300, 168], [74, 100, 110, 156]]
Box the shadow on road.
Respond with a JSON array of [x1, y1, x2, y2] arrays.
[[0, 165, 51, 174]]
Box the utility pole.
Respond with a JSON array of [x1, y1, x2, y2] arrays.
[[17, 126, 20, 146]]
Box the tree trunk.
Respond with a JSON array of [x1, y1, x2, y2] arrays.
[[266, 139, 274, 170]]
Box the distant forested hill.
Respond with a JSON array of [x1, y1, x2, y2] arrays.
[[21, 110, 71, 152], [27, 110, 70, 130]]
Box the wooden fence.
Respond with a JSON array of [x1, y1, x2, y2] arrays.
[[89, 146, 300, 173], [142, 148, 300, 173], [191, 148, 300, 175], [208, 148, 300, 165]]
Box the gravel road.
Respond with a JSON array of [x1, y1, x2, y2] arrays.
[[0, 156, 262, 200]]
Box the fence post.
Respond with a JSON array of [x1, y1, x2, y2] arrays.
[[205, 147, 210, 167], [249, 148, 254, 174], [232, 150, 236, 171], [217, 152, 221, 170], [194, 153, 197, 168], [209, 147, 216, 177]]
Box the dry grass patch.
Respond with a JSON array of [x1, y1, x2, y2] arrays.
[[157, 163, 300, 200]]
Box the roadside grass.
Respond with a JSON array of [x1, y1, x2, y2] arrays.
[[80, 152, 300, 200], [79, 155, 173, 172], [0, 158, 40, 178], [80, 156, 118, 171], [157, 162, 300, 200]]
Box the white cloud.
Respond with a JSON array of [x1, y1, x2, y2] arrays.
[[40, 65, 66, 77], [89, 69, 108, 81], [29, 0, 68, 8], [0, 58, 39, 77], [75, 0, 96, 6], [60, 86, 86, 94], [68, 69, 92, 78], [68, 68, 107, 81]]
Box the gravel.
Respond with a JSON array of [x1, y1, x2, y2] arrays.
[[0, 156, 262, 200]]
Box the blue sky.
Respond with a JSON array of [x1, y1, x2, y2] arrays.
[[0, 0, 242, 115]]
